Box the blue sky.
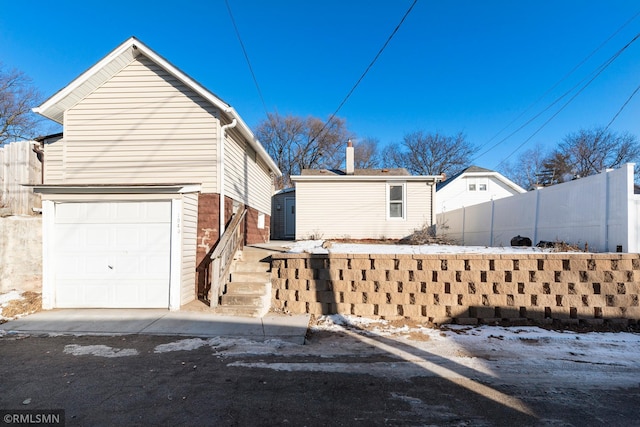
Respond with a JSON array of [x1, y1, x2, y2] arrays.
[[2, 1, 639, 169]]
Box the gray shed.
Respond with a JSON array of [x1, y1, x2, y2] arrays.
[[271, 187, 296, 240]]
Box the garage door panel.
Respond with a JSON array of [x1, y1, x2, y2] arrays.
[[54, 201, 172, 308]]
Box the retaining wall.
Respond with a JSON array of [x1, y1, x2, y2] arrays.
[[270, 252, 640, 326], [0, 216, 42, 292]]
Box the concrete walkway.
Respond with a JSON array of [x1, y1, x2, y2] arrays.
[[0, 309, 310, 344]]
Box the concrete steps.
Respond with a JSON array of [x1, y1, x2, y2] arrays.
[[214, 246, 275, 318]]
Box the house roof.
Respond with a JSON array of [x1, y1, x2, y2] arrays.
[[32, 36, 281, 177], [300, 168, 411, 176], [436, 165, 525, 193]]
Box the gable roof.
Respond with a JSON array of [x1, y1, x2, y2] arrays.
[[300, 167, 411, 176], [436, 165, 525, 193], [33, 36, 281, 177]]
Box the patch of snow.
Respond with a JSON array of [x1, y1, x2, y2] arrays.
[[152, 337, 297, 355], [63, 344, 139, 358], [286, 240, 565, 254], [154, 338, 208, 353], [284, 239, 325, 253], [0, 290, 23, 306]]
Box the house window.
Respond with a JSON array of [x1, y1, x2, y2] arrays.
[[468, 183, 476, 191], [479, 183, 487, 191], [388, 183, 405, 219]]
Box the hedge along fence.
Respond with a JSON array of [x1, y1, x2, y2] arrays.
[[270, 253, 640, 326]]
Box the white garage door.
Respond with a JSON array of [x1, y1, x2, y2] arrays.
[[53, 201, 171, 308]]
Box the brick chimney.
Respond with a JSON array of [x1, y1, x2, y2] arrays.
[[346, 139, 354, 175]]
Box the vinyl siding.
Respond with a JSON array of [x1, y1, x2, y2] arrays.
[[59, 55, 219, 191], [181, 192, 198, 305], [43, 135, 64, 184], [223, 126, 273, 214], [295, 180, 434, 240], [436, 175, 522, 214]]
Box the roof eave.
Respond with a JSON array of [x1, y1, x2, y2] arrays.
[[291, 175, 442, 182]]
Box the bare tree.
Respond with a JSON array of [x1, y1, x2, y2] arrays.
[[255, 112, 353, 188], [0, 65, 42, 145], [545, 128, 640, 182], [383, 131, 475, 176], [499, 143, 550, 189], [353, 137, 381, 169]]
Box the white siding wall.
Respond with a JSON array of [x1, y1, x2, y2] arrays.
[[56, 55, 219, 191], [180, 192, 198, 305], [295, 180, 433, 240], [224, 126, 273, 214], [437, 175, 521, 214]]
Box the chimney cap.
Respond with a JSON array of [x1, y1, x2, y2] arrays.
[[347, 139, 353, 147]]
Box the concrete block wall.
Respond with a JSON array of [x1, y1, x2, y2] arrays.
[[270, 253, 640, 326], [0, 216, 42, 292]]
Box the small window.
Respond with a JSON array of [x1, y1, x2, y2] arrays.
[[478, 183, 487, 191], [468, 183, 476, 191], [388, 183, 405, 219]]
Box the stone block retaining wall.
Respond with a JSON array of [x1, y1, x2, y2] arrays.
[[270, 253, 640, 326]]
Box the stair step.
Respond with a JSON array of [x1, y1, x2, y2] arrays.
[[226, 281, 269, 295], [239, 248, 273, 263], [214, 305, 267, 318], [221, 294, 266, 306], [216, 245, 276, 318], [233, 262, 270, 273], [231, 271, 270, 282]]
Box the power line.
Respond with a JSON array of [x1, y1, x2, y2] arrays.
[[225, 0, 269, 116], [307, 0, 419, 145], [494, 31, 640, 169], [474, 9, 640, 158], [604, 82, 640, 132]]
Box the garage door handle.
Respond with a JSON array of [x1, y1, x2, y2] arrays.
[[108, 265, 113, 270]]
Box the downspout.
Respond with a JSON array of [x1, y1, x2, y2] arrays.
[[219, 116, 237, 237]]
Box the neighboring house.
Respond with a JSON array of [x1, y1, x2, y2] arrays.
[[435, 166, 525, 214], [271, 187, 296, 240], [291, 142, 442, 240], [32, 37, 281, 310]]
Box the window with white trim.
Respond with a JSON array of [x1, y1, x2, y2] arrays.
[[467, 178, 488, 191], [387, 183, 405, 219]]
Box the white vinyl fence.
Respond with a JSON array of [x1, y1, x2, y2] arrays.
[[0, 140, 42, 215], [437, 163, 640, 253]]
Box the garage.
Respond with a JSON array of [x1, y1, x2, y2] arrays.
[[52, 201, 172, 308]]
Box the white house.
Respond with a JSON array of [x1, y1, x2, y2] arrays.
[[436, 166, 525, 214], [291, 142, 442, 240]]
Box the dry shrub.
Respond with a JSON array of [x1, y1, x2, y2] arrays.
[[1, 291, 42, 319], [399, 223, 454, 245]]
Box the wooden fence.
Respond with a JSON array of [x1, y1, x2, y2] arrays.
[[0, 140, 42, 215]]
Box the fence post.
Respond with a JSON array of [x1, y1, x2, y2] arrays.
[[489, 199, 495, 246], [533, 189, 540, 246]]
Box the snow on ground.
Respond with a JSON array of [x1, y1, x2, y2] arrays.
[[226, 315, 640, 387], [0, 290, 26, 322], [283, 240, 570, 254], [63, 344, 139, 358], [0, 290, 23, 307]]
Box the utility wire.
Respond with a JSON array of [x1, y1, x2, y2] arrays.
[[494, 31, 640, 169], [474, 9, 640, 157], [604, 82, 640, 132], [307, 0, 419, 145], [225, 0, 269, 116]]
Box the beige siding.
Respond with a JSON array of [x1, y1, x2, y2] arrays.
[[58, 55, 219, 191], [181, 192, 198, 305], [223, 126, 273, 214], [43, 135, 64, 184], [295, 180, 433, 240]]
